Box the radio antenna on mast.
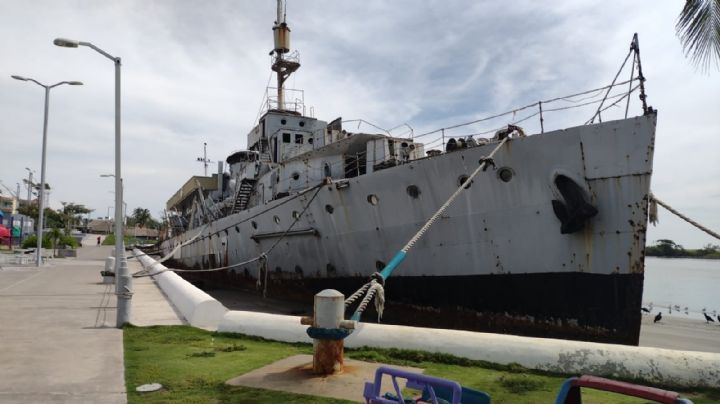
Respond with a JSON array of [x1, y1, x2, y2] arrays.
[[271, 0, 300, 111], [195, 142, 213, 176]]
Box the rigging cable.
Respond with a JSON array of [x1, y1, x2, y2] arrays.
[[133, 183, 324, 277]]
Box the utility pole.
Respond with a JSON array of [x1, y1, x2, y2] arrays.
[[25, 168, 34, 204]]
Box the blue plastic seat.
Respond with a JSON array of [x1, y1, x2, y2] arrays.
[[363, 366, 491, 404]]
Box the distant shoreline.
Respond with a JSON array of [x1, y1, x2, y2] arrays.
[[645, 240, 720, 260], [646, 253, 720, 260], [647, 254, 720, 260]]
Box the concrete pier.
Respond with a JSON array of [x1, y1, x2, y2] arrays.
[[0, 242, 183, 403]]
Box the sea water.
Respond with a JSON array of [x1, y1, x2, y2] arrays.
[[642, 257, 720, 319]]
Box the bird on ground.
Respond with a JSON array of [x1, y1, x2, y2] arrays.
[[654, 312, 662, 323], [641, 307, 650, 313], [704, 313, 715, 323]]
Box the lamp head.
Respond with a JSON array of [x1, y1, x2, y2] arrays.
[[11, 75, 28, 81], [53, 38, 79, 48]]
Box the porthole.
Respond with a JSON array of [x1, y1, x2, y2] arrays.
[[281, 119, 287, 125], [498, 167, 514, 183], [367, 194, 379, 205], [251, 221, 258, 229], [291, 172, 300, 181], [308, 138, 313, 144], [325, 204, 334, 214], [292, 211, 301, 219], [458, 175, 472, 189], [406, 185, 421, 199], [273, 215, 280, 224], [299, 121, 305, 127]]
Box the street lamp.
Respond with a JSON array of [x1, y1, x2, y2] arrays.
[[11, 75, 82, 267], [101, 174, 127, 225], [55, 37, 129, 327]]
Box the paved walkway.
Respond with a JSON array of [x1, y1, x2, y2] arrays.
[[0, 243, 183, 404]]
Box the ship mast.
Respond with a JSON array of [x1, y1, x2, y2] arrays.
[[271, 0, 300, 112]]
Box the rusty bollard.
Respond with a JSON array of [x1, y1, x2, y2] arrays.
[[301, 289, 355, 375]]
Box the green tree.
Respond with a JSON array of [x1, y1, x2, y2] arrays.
[[646, 239, 687, 257], [17, 204, 64, 229], [59, 202, 93, 234], [677, 0, 720, 71], [131, 207, 152, 228], [48, 227, 62, 256]]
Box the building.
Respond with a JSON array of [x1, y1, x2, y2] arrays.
[[88, 219, 114, 234], [126, 227, 159, 241], [0, 194, 17, 217]]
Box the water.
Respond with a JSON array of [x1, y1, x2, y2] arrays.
[[642, 257, 720, 319]]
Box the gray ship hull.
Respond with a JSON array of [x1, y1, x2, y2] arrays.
[[161, 114, 656, 344]]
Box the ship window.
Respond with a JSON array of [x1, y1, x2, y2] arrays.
[[295, 134, 303, 144], [273, 215, 280, 224], [282, 132, 291, 143], [458, 175, 472, 189], [299, 121, 305, 127], [367, 194, 379, 205], [281, 119, 287, 125], [406, 185, 421, 199], [251, 221, 258, 229], [498, 167, 514, 183], [291, 172, 300, 181], [292, 211, 300, 219], [325, 204, 334, 214], [308, 137, 313, 145], [324, 163, 331, 177]]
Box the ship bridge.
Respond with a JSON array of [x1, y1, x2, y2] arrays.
[[166, 174, 220, 213]]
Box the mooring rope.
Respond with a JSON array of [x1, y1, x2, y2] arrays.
[[650, 194, 720, 241], [345, 135, 510, 321]]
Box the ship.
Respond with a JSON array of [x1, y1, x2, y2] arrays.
[[159, 1, 657, 345]]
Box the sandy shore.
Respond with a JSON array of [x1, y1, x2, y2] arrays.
[[639, 312, 720, 353]]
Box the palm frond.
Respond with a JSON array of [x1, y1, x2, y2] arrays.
[[676, 0, 720, 71]]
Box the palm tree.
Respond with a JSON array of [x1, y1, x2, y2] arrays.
[[677, 0, 720, 70], [132, 208, 152, 228], [49, 227, 62, 257]]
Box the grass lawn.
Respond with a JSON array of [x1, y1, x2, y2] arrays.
[[125, 325, 719, 403]]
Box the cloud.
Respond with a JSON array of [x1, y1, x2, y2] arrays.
[[0, 1, 718, 247]]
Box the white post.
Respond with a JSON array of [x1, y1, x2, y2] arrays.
[[113, 57, 131, 327], [35, 87, 50, 267], [312, 289, 345, 375]]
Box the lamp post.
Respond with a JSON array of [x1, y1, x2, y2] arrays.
[[55, 37, 130, 327], [11, 75, 82, 267], [101, 174, 127, 225]]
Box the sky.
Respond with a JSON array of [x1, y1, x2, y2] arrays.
[[0, 0, 718, 248]]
